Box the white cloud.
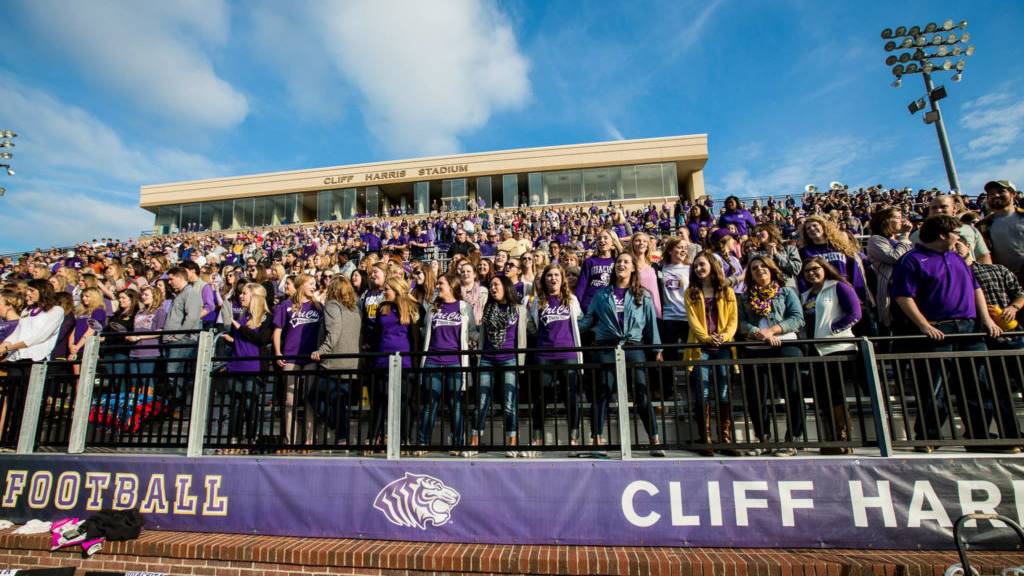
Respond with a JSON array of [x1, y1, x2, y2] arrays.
[[960, 92, 1024, 160], [0, 78, 228, 252], [961, 156, 1024, 195], [0, 188, 152, 253], [711, 137, 866, 197], [247, 4, 348, 122], [0, 78, 228, 186], [304, 0, 531, 156], [20, 0, 248, 128], [603, 121, 625, 141]]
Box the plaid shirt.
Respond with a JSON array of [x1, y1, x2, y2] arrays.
[[971, 262, 1024, 308]]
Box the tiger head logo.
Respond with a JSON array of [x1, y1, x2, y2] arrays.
[[373, 473, 461, 530]]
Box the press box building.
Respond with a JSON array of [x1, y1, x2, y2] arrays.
[[141, 134, 708, 234]]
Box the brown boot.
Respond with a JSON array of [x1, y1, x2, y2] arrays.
[[718, 402, 739, 456], [820, 404, 851, 455], [695, 404, 714, 456]]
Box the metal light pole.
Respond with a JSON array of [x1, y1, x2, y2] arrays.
[[881, 20, 974, 193], [921, 72, 959, 192], [0, 130, 16, 197]]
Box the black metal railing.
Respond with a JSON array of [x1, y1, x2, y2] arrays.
[[84, 331, 202, 451], [629, 341, 877, 456], [35, 359, 79, 450], [4, 331, 1021, 457], [874, 333, 1024, 451], [205, 353, 378, 454]]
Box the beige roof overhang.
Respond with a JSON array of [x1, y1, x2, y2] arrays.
[[140, 134, 708, 210]]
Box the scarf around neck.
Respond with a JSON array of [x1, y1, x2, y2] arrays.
[[747, 281, 781, 319]]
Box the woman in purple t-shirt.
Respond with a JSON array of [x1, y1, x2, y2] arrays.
[[69, 287, 106, 362], [528, 264, 583, 447], [368, 277, 420, 449], [575, 229, 620, 314], [272, 274, 323, 446], [418, 275, 477, 450], [223, 283, 274, 448]]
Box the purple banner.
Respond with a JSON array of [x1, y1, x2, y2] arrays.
[[1, 454, 1022, 549]]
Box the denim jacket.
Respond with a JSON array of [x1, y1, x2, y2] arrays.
[[738, 285, 805, 339], [578, 286, 661, 351]]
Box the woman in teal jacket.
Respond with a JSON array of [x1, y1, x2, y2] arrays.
[[738, 255, 805, 456], [579, 252, 665, 456]]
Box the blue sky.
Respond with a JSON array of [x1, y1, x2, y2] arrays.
[[0, 0, 1022, 253]]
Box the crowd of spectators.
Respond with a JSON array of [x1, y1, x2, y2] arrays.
[[1, 179, 1022, 456]]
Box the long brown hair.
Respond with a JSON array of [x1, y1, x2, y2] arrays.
[[536, 264, 573, 305], [743, 255, 785, 287], [613, 252, 646, 305], [324, 276, 357, 311], [801, 256, 850, 286], [687, 251, 730, 299]]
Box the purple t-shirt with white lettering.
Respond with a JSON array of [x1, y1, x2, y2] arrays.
[[537, 296, 576, 361], [375, 309, 412, 369], [427, 302, 462, 365], [575, 256, 614, 312], [273, 300, 323, 358]]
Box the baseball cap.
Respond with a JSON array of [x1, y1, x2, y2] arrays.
[[984, 180, 1017, 192]]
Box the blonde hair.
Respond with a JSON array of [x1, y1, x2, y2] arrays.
[[381, 276, 418, 326], [290, 274, 319, 308], [629, 232, 656, 267], [78, 287, 103, 316], [139, 286, 161, 314], [244, 283, 269, 329]]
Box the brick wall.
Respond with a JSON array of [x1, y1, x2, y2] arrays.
[[0, 530, 1021, 576]]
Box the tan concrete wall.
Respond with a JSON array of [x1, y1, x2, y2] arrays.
[[140, 134, 709, 209]]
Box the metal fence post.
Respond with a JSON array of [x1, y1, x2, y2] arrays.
[[68, 335, 100, 454], [186, 331, 216, 457], [614, 346, 633, 460], [16, 362, 49, 454], [859, 337, 893, 457], [386, 353, 402, 461]]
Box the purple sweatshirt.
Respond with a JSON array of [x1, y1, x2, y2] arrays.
[[575, 256, 614, 312], [798, 244, 866, 297]]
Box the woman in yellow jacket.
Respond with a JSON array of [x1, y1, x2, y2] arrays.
[[683, 251, 738, 456]]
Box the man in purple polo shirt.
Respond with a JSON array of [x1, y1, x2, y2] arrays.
[[891, 215, 1007, 452]]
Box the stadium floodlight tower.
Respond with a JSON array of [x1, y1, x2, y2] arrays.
[[881, 20, 973, 193], [0, 130, 15, 197]]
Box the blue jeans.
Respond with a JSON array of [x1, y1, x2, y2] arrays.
[[691, 348, 732, 404], [419, 361, 464, 447], [475, 357, 518, 438], [594, 348, 658, 441], [129, 357, 157, 391]]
